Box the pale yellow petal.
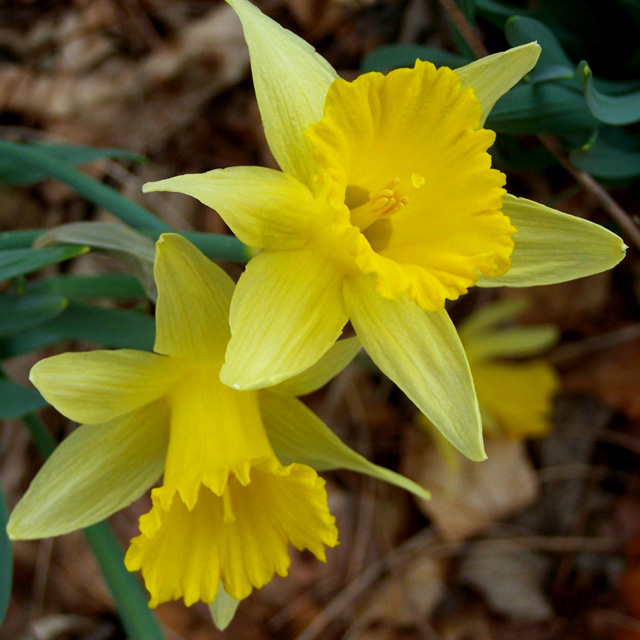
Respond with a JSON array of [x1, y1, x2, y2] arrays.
[[273, 337, 361, 397], [472, 359, 560, 439], [455, 43, 541, 125], [8, 400, 169, 539], [477, 194, 626, 288], [344, 276, 485, 461], [226, 0, 338, 186], [458, 297, 529, 341], [208, 584, 240, 631], [221, 249, 348, 390], [144, 168, 317, 250], [464, 325, 559, 362], [154, 234, 235, 361], [30, 350, 181, 424], [260, 392, 430, 500]]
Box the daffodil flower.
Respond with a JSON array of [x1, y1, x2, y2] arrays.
[[8, 234, 428, 609], [458, 298, 561, 439], [143, 0, 625, 461]]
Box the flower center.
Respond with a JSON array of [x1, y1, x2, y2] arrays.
[[350, 177, 418, 231]]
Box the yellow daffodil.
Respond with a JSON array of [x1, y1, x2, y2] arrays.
[[8, 234, 428, 610], [143, 0, 625, 461], [458, 298, 561, 439]]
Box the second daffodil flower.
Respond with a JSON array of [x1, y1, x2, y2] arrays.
[[144, 0, 626, 461], [8, 234, 427, 610]]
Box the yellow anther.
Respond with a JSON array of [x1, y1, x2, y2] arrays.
[[368, 178, 407, 218]]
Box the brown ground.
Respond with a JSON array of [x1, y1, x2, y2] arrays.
[[2, 1, 640, 639]]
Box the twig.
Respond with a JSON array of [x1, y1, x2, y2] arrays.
[[295, 527, 619, 640], [538, 134, 640, 250], [437, 1, 640, 251], [437, 0, 487, 58], [551, 322, 640, 365]]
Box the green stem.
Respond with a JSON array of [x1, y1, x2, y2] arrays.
[[21, 414, 164, 640], [0, 140, 170, 233]]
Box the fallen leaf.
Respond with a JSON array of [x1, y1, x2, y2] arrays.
[[402, 431, 538, 541]]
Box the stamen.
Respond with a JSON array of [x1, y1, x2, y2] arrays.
[[368, 179, 408, 218]]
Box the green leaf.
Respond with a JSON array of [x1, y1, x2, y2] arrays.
[[476, 0, 532, 18], [83, 523, 166, 640], [579, 61, 640, 125], [42, 301, 155, 350], [0, 142, 145, 186], [0, 245, 89, 281], [35, 222, 157, 300], [528, 64, 574, 83], [208, 584, 240, 630], [0, 328, 61, 360], [504, 16, 575, 75], [0, 294, 67, 336], [0, 230, 42, 250], [0, 487, 12, 625], [0, 140, 170, 233], [27, 274, 145, 300], [361, 44, 471, 73], [487, 82, 597, 134], [0, 378, 48, 418], [571, 136, 640, 179], [139, 230, 252, 264]]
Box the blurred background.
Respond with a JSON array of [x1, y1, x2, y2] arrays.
[[2, 0, 640, 638]]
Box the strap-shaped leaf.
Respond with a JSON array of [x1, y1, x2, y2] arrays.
[[487, 83, 597, 134], [361, 44, 471, 73], [0, 139, 169, 232], [0, 488, 12, 625], [0, 142, 144, 186], [571, 135, 640, 179], [0, 245, 88, 281], [579, 61, 640, 125], [505, 16, 574, 79], [43, 301, 155, 351], [0, 294, 67, 336], [0, 378, 48, 418]]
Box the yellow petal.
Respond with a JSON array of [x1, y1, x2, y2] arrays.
[[306, 60, 513, 311], [154, 234, 234, 361], [221, 249, 348, 390], [455, 43, 541, 125], [163, 363, 274, 509], [260, 392, 430, 500], [226, 0, 338, 186], [273, 337, 361, 396], [8, 400, 169, 540], [478, 194, 626, 287], [344, 276, 485, 461], [30, 350, 180, 424], [125, 461, 337, 607], [471, 359, 560, 439], [144, 168, 317, 250]]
